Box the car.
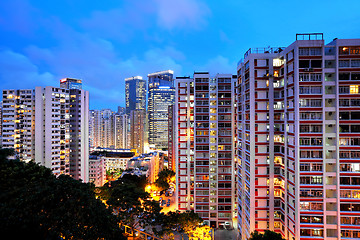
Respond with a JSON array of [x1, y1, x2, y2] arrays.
[[224, 222, 231, 229], [159, 197, 162, 201], [167, 199, 170, 203], [162, 200, 166, 205], [166, 202, 170, 207]]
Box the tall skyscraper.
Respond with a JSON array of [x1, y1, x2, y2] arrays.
[[148, 70, 175, 149], [236, 34, 360, 240], [130, 109, 146, 154], [125, 76, 146, 115], [2, 83, 89, 182], [175, 73, 237, 228]]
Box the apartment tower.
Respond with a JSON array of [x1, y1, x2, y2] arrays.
[[175, 73, 237, 228], [2, 81, 89, 181], [236, 34, 360, 239]]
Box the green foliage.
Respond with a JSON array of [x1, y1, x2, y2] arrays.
[[101, 174, 162, 231], [156, 210, 204, 238], [248, 230, 285, 240], [154, 168, 175, 192], [0, 149, 125, 240]]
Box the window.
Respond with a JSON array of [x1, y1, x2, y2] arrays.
[[350, 85, 359, 94]]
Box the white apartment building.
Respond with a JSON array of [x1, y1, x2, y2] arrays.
[[236, 34, 360, 240], [2, 84, 89, 181], [175, 73, 237, 229]]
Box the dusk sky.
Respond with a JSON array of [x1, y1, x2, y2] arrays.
[[1, 0, 359, 109]]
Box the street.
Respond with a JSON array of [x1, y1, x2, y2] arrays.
[[214, 229, 237, 240]]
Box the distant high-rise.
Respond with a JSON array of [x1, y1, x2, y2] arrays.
[[125, 76, 146, 115], [60, 78, 82, 90], [2, 83, 89, 182], [89, 109, 115, 149], [117, 106, 125, 115], [148, 70, 175, 149], [115, 113, 129, 149], [130, 109, 146, 154]]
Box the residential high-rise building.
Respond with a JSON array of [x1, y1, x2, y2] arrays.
[[130, 109, 146, 154], [89, 109, 115, 149], [64, 80, 89, 182], [175, 73, 237, 228], [2, 84, 89, 182], [60, 78, 82, 90], [2, 89, 35, 161], [168, 104, 175, 171], [0, 101, 2, 142], [148, 70, 175, 149], [125, 76, 146, 115], [115, 113, 129, 149], [236, 34, 360, 240]]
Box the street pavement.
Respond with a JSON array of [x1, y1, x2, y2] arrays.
[[215, 229, 237, 240]]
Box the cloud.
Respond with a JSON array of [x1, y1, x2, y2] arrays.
[[196, 55, 236, 75], [22, 20, 185, 109], [80, 0, 210, 40], [155, 0, 210, 30], [0, 49, 56, 89]]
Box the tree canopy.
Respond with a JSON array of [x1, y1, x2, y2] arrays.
[[248, 230, 285, 240], [98, 173, 162, 232], [0, 148, 125, 240], [153, 168, 175, 192]]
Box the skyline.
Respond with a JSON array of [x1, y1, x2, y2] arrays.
[[1, 0, 360, 109]]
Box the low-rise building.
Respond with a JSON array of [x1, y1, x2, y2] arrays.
[[89, 155, 106, 187]]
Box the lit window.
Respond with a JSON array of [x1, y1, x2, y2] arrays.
[[350, 85, 359, 94]]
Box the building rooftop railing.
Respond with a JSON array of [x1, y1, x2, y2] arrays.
[[238, 47, 285, 66], [296, 33, 323, 40]]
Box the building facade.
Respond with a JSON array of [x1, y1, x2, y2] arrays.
[[2, 89, 35, 162], [175, 73, 237, 228], [89, 109, 115, 149], [236, 34, 360, 239], [115, 113, 129, 149], [89, 155, 106, 187], [130, 109, 146, 154], [168, 104, 175, 171], [148, 70, 175, 149], [2, 84, 89, 181], [125, 76, 146, 115]]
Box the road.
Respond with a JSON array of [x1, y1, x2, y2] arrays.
[[215, 229, 237, 240]]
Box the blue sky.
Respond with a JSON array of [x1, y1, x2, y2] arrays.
[[0, 0, 359, 109]]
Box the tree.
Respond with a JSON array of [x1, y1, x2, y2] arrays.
[[157, 210, 205, 239], [0, 148, 125, 240], [102, 173, 162, 236], [154, 168, 175, 192], [248, 230, 285, 240]]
